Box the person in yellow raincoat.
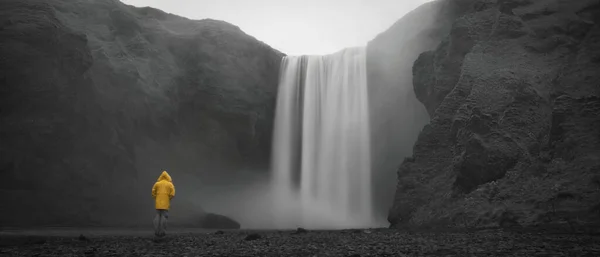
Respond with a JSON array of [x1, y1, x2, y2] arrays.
[[152, 170, 175, 237]]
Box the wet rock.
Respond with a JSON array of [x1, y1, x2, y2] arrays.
[[84, 247, 97, 255], [498, 211, 522, 228], [2, 229, 599, 256], [492, 14, 529, 39], [453, 135, 520, 193], [199, 213, 241, 229], [389, 0, 600, 228], [524, 36, 568, 53], [549, 96, 600, 161], [366, 0, 465, 218], [78, 234, 89, 242], [498, 0, 533, 15], [293, 227, 308, 234], [244, 233, 261, 241], [0, 236, 46, 247]]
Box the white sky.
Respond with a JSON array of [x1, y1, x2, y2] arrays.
[[121, 0, 433, 55]]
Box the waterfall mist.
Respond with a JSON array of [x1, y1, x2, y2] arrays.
[[269, 47, 384, 229]]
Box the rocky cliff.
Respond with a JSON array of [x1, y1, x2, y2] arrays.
[[0, 0, 282, 226], [366, 0, 469, 222], [389, 0, 600, 229]]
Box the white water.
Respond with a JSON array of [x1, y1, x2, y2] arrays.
[[270, 47, 380, 229]]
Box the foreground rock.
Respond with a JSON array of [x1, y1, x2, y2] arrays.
[[1, 229, 598, 256], [0, 0, 282, 227], [388, 0, 600, 228]]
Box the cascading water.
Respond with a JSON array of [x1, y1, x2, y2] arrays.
[[270, 47, 379, 229]]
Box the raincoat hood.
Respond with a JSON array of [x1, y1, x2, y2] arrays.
[[157, 171, 172, 182]]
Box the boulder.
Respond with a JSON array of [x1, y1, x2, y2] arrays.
[[199, 213, 241, 229]]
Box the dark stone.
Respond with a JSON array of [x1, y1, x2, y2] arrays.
[[498, 211, 521, 228], [555, 192, 577, 200], [413, 51, 437, 116], [84, 248, 97, 255], [294, 227, 308, 234], [453, 136, 520, 193], [592, 175, 600, 189], [524, 36, 565, 54], [78, 234, 89, 242], [366, 0, 463, 219], [244, 233, 261, 241], [521, 9, 555, 21], [0, 236, 46, 247], [493, 14, 528, 39], [389, 0, 600, 229], [498, 0, 532, 15], [199, 213, 241, 229]]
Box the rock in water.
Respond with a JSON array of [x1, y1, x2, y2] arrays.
[[199, 213, 241, 229]]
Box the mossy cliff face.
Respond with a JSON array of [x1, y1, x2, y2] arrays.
[[388, 0, 600, 229], [0, 0, 282, 226]]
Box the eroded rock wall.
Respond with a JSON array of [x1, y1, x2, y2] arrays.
[[0, 0, 282, 226], [389, 0, 600, 228], [366, 0, 469, 220]]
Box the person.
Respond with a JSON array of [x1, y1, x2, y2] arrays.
[[152, 170, 175, 237]]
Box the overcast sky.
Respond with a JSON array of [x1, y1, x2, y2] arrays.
[[121, 0, 433, 55]]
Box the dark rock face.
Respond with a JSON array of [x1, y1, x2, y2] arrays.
[[198, 213, 241, 229], [0, 0, 282, 226], [453, 134, 520, 193], [366, 0, 468, 220], [389, 0, 600, 228]]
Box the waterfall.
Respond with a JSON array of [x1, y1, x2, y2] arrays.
[[270, 47, 378, 229]]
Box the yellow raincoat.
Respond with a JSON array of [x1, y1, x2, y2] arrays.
[[152, 171, 176, 210]]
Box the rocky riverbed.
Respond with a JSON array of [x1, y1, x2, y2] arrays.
[[1, 228, 598, 256]]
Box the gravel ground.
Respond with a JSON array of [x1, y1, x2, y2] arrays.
[[1, 228, 599, 256]]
